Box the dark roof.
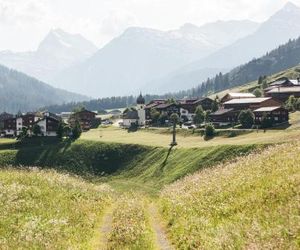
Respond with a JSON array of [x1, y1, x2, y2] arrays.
[[136, 93, 145, 104], [266, 86, 300, 94], [179, 97, 212, 105], [210, 108, 234, 116], [269, 77, 299, 87], [73, 109, 97, 115], [155, 103, 177, 109], [0, 112, 14, 121], [123, 110, 139, 119], [145, 103, 160, 109]]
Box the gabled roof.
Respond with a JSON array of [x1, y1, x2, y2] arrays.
[[155, 103, 177, 109], [73, 109, 97, 115], [269, 77, 300, 87], [210, 108, 234, 116], [266, 86, 300, 93], [123, 110, 139, 120], [225, 93, 256, 98], [253, 106, 283, 112], [224, 97, 271, 105], [179, 97, 212, 105]]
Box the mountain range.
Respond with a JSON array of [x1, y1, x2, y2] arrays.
[[146, 2, 300, 93], [0, 29, 98, 85], [51, 20, 259, 97], [0, 64, 89, 113], [1, 2, 300, 103]]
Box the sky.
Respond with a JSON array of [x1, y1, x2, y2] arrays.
[[0, 0, 299, 51]]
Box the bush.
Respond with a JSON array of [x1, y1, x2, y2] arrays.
[[72, 120, 82, 140], [238, 109, 255, 129], [204, 123, 215, 139]]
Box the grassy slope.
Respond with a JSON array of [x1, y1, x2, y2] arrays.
[[0, 168, 112, 249], [160, 143, 300, 249], [210, 65, 300, 99], [0, 139, 260, 195]]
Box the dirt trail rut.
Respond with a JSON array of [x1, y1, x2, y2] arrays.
[[98, 208, 113, 250], [148, 203, 174, 250]]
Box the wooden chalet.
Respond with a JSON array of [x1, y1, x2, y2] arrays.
[[155, 103, 180, 116], [69, 109, 97, 131], [122, 110, 139, 128], [253, 106, 289, 125], [265, 86, 300, 102], [34, 115, 60, 136], [3, 117, 17, 136], [210, 108, 238, 126]]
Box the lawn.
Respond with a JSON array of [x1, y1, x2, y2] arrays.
[[81, 112, 300, 148]]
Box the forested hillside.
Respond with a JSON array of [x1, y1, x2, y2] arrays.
[[183, 36, 300, 97], [0, 64, 89, 113]]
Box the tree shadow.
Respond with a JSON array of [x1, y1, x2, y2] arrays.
[[160, 145, 175, 169]]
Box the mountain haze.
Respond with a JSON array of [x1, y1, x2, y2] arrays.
[[53, 20, 259, 97], [150, 2, 300, 93], [0, 29, 97, 85], [0, 64, 89, 113]]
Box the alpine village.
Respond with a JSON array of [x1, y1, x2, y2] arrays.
[[0, 2, 300, 250]]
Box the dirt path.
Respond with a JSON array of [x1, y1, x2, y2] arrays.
[[97, 208, 113, 250], [148, 203, 174, 250]]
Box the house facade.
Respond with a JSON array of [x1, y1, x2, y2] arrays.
[[69, 109, 97, 131], [253, 106, 289, 125], [211, 96, 285, 126], [265, 86, 300, 102], [179, 97, 213, 121], [1, 112, 61, 137], [35, 116, 60, 137], [122, 94, 146, 128]]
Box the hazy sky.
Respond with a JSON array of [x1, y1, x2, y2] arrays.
[[0, 0, 299, 51]]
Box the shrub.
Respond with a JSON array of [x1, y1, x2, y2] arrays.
[[204, 123, 215, 139], [193, 105, 205, 127], [72, 120, 82, 140], [238, 109, 255, 128]]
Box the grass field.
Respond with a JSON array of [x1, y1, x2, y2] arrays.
[[81, 112, 300, 148], [0, 168, 113, 249], [159, 142, 300, 249]]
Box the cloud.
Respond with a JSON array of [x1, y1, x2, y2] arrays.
[[0, 0, 300, 51]]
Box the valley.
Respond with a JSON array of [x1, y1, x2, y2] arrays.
[[0, 127, 299, 249], [1, 2, 300, 249]]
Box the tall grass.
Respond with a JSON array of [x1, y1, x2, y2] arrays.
[[0, 168, 113, 249], [108, 194, 155, 249], [160, 143, 300, 249]]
